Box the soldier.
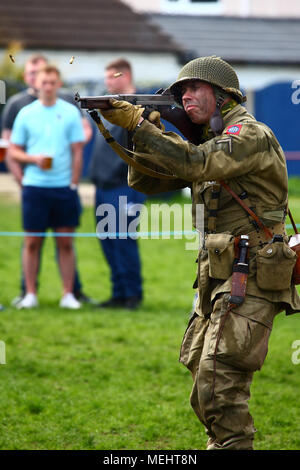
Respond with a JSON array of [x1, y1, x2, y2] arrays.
[[95, 56, 300, 449]]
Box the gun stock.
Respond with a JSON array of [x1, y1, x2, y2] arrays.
[[159, 107, 204, 145]]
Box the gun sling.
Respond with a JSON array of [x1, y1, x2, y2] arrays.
[[89, 110, 176, 181]]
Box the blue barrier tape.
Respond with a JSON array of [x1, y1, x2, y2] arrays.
[[0, 230, 197, 238], [0, 224, 299, 238]]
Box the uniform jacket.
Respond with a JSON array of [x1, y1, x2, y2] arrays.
[[128, 104, 300, 315]]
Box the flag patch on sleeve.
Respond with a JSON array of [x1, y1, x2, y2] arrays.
[[226, 124, 242, 135]]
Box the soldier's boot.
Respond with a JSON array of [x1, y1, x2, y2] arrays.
[[206, 434, 253, 450], [206, 438, 254, 450]]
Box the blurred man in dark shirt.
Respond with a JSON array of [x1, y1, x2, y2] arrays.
[[89, 58, 145, 310]]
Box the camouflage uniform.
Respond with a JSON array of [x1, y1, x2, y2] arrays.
[[127, 102, 300, 449]]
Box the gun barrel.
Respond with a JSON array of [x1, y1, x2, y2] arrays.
[[74, 93, 175, 109]]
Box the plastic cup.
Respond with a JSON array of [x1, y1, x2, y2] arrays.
[[43, 155, 53, 170], [0, 139, 9, 162]]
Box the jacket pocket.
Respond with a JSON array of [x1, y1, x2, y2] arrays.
[[205, 233, 235, 280], [256, 241, 297, 290]]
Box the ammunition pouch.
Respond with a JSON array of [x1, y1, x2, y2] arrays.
[[205, 233, 235, 280], [256, 239, 297, 290]]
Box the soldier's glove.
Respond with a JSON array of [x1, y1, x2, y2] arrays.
[[99, 99, 144, 131], [142, 107, 165, 131]]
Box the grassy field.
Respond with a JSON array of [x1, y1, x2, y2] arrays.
[[0, 189, 300, 450]]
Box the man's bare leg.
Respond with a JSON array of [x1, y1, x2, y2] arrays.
[[55, 227, 75, 295], [23, 234, 44, 294]]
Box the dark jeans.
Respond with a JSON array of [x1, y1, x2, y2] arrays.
[[95, 184, 145, 300]]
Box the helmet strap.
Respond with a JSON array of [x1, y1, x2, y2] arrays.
[[209, 94, 225, 136], [210, 87, 238, 136]]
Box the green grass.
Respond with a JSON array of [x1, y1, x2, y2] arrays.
[[0, 192, 300, 450]]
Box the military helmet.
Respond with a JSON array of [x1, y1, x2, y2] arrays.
[[169, 56, 246, 105]]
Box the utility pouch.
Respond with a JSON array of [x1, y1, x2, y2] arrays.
[[256, 238, 297, 290], [205, 233, 235, 280]]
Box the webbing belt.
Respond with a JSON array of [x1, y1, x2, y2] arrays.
[[247, 222, 286, 247], [207, 183, 221, 233]]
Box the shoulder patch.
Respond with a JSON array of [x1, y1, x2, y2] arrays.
[[226, 124, 242, 135]]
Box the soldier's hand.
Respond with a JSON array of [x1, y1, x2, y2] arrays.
[[99, 99, 144, 131], [145, 109, 165, 131]]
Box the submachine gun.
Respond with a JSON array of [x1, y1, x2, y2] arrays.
[[74, 90, 204, 145]]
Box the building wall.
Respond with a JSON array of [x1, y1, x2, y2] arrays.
[[0, 49, 181, 91], [235, 64, 300, 91], [122, 0, 300, 17], [122, 0, 224, 15], [224, 0, 300, 18], [2, 48, 300, 97]]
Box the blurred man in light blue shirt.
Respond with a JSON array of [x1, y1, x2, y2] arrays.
[[12, 97, 84, 187], [10, 64, 85, 309], [1, 53, 94, 306]]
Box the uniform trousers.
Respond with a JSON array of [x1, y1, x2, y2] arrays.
[[180, 293, 282, 449]]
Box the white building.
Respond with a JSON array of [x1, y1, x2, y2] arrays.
[[122, 0, 300, 17], [121, 0, 300, 106], [0, 0, 300, 97]]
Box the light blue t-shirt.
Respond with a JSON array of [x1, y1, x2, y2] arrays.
[[11, 98, 85, 187]]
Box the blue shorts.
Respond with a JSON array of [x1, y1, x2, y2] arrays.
[[22, 186, 81, 231]]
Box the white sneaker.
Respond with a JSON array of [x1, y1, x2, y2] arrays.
[[60, 293, 81, 309], [11, 294, 25, 307], [16, 293, 38, 309]]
